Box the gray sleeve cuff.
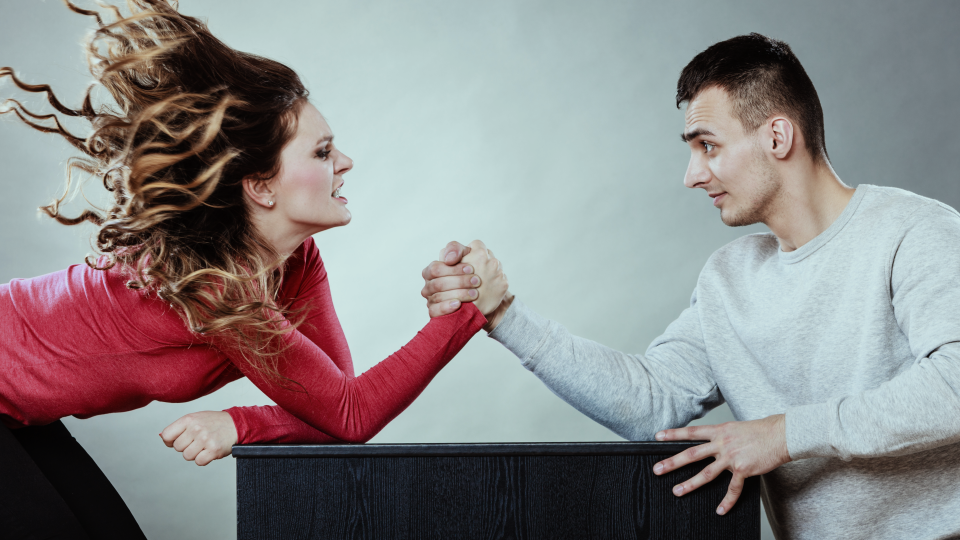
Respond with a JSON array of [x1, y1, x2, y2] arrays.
[[487, 298, 553, 371], [785, 402, 839, 461]]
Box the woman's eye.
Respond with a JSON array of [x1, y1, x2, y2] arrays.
[[315, 149, 330, 160], [702, 142, 715, 153]]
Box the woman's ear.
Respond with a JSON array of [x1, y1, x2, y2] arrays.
[[766, 117, 795, 160], [242, 174, 277, 209]]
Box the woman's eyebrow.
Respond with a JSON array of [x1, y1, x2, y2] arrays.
[[315, 135, 334, 146]]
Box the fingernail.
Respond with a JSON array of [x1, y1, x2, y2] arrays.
[[717, 506, 725, 515], [463, 266, 473, 273], [673, 485, 684, 496], [653, 463, 663, 474], [449, 300, 460, 308], [470, 276, 480, 285], [468, 289, 478, 298], [656, 431, 665, 441]]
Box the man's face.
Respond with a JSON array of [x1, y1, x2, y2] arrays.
[[682, 86, 781, 227]]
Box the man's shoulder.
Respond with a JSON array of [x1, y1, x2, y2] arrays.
[[858, 184, 960, 225], [693, 233, 779, 287], [707, 232, 779, 267]]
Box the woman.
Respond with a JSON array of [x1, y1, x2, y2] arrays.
[[0, 1, 500, 537]]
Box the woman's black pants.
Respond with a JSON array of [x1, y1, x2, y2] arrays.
[[0, 420, 147, 539]]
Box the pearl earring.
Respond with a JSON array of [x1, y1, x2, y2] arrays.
[[268, 201, 274, 207]]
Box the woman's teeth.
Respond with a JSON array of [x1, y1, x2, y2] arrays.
[[332, 187, 341, 198]]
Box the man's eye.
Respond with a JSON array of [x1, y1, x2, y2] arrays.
[[702, 142, 715, 153]]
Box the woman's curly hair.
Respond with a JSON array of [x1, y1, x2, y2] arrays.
[[1, 0, 312, 383]]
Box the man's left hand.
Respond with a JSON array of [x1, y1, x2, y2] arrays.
[[652, 413, 791, 515]]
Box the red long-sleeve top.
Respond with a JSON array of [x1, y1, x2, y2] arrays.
[[0, 237, 486, 444]]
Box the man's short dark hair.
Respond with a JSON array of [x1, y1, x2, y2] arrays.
[[677, 33, 828, 163]]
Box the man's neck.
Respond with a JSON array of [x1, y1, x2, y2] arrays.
[[764, 161, 855, 253]]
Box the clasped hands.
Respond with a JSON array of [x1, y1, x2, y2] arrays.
[[425, 240, 792, 515], [420, 240, 512, 331]]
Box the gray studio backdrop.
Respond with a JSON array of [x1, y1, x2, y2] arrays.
[[2, 1, 959, 538]]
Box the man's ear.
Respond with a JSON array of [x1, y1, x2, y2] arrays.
[[765, 116, 795, 160], [242, 174, 277, 209]]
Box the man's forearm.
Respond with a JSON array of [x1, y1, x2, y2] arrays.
[[488, 297, 722, 440]]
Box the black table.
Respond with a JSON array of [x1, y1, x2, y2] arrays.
[[234, 442, 760, 540]]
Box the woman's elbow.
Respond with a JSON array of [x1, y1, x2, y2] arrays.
[[323, 424, 377, 444], [335, 432, 372, 445]]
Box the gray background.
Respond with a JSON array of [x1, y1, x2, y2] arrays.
[[2, 0, 959, 538]]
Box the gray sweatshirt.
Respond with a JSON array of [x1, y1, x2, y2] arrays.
[[489, 185, 960, 539]]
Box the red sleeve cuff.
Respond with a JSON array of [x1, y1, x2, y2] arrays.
[[224, 406, 252, 445]]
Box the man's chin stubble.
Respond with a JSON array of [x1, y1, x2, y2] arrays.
[[720, 207, 764, 227]]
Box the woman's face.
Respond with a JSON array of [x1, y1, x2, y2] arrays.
[[270, 102, 353, 235]]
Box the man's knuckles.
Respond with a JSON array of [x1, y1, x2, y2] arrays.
[[729, 459, 751, 476]]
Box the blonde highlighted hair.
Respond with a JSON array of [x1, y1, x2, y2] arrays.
[[1, 0, 312, 383]]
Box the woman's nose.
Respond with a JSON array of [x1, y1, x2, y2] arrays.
[[336, 151, 353, 175]]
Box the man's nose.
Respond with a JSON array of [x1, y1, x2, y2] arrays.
[[684, 154, 710, 189]]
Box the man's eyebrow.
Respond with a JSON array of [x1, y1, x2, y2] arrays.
[[680, 128, 714, 143]]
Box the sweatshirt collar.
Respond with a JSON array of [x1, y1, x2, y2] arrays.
[[778, 184, 868, 265]]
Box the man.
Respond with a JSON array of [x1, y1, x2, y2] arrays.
[[421, 33, 960, 538]]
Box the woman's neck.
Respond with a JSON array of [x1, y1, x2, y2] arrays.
[[249, 207, 318, 258]]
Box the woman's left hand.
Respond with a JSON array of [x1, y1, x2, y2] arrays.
[[160, 411, 238, 466]]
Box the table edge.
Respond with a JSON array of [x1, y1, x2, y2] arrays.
[[232, 441, 706, 458]]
